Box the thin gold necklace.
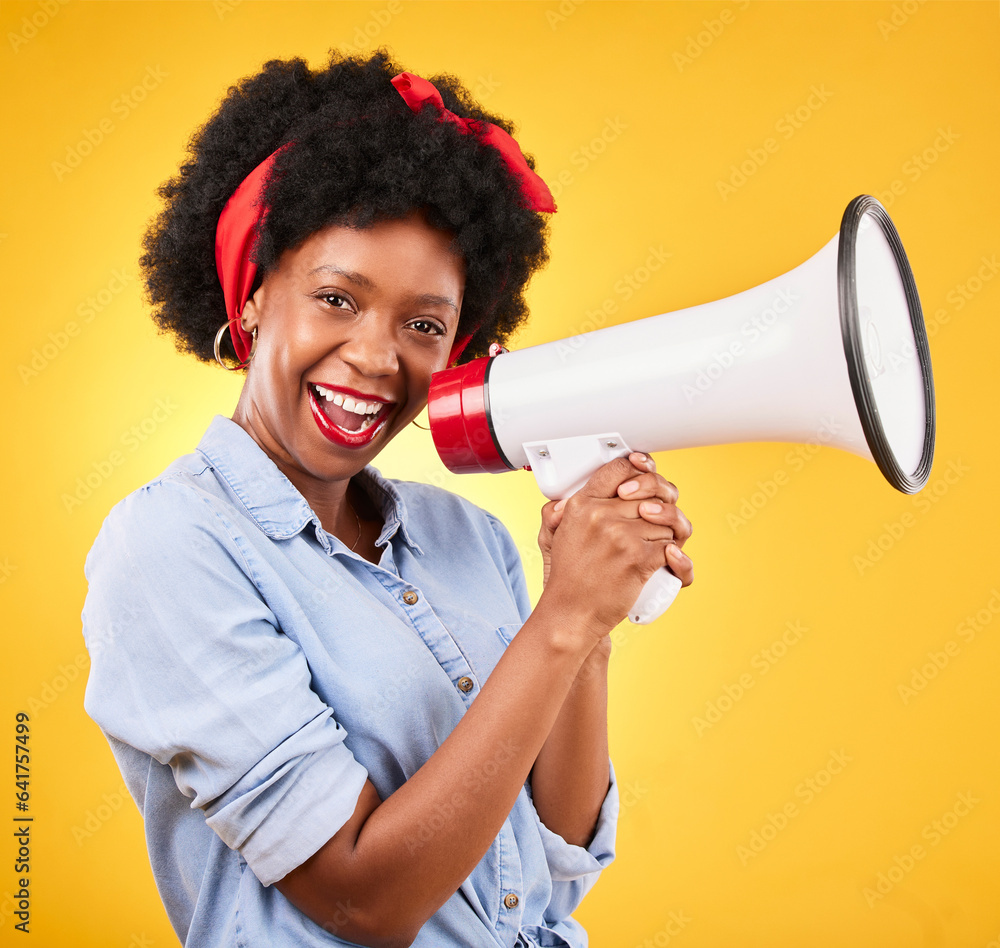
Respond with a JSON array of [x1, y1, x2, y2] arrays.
[[348, 498, 362, 552]]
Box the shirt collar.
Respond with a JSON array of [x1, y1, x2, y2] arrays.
[[195, 415, 422, 554]]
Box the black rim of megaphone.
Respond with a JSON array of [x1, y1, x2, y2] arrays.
[[837, 195, 935, 494]]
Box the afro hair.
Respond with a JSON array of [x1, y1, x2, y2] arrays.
[[140, 50, 550, 366]]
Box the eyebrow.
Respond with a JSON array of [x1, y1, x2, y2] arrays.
[[412, 293, 460, 315], [308, 264, 375, 290], [308, 264, 459, 314]]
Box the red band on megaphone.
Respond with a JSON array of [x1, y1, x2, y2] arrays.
[[428, 357, 511, 474]]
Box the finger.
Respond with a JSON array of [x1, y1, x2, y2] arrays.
[[616, 471, 679, 505], [577, 456, 655, 500], [666, 543, 694, 587], [628, 451, 656, 473], [636, 501, 693, 544]]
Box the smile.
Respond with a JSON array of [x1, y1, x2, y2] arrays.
[[308, 383, 393, 448]]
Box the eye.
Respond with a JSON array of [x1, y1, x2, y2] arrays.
[[409, 318, 446, 336], [321, 293, 352, 310]]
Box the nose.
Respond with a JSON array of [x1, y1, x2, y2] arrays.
[[339, 325, 399, 378]]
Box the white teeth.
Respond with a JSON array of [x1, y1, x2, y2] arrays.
[[312, 386, 382, 417]]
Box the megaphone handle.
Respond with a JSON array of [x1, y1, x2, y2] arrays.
[[629, 569, 683, 624], [522, 434, 683, 625]]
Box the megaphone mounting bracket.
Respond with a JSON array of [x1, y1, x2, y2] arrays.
[[524, 433, 634, 500]]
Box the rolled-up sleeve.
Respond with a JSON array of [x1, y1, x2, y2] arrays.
[[82, 482, 369, 886], [535, 762, 619, 923]]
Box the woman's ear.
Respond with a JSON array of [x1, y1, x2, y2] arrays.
[[240, 282, 266, 334]]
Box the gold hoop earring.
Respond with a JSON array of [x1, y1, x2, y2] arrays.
[[213, 319, 257, 371], [410, 418, 430, 431]]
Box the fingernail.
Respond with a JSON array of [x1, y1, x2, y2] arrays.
[[667, 544, 683, 558], [619, 480, 639, 496], [554, 498, 567, 511], [641, 501, 663, 514]]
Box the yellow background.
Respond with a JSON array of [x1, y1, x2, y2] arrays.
[[2, 1, 998, 946]]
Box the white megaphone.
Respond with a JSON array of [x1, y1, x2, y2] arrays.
[[428, 196, 936, 624]]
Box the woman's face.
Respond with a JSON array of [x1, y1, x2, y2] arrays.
[[236, 211, 465, 491]]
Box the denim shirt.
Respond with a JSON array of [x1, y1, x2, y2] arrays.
[[82, 415, 617, 948]]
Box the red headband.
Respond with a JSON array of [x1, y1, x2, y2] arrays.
[[214, 144, 289, 363], [215, 71, 555, 364]]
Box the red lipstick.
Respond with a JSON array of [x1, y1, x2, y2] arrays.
[[308, 386, 391, 448]]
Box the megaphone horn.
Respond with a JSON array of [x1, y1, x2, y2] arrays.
[[428, 195, 936, 622]]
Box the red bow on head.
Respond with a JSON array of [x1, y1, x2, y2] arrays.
[[391, 72, 556, 214]]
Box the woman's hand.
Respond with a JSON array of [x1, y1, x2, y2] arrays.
[[537, 452, 693, 640], [614, 451, 694, 587]]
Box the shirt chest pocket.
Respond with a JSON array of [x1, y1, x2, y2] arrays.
[[494, 623, 522, 648]]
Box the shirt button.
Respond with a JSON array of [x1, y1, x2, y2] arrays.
[[402, 590, 419, 605], [503, 893, 519, 910], [457, 676, 474, 693]]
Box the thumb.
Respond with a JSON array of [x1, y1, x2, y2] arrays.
[[539, 498, 567, 538], [576, 456, 644, 500]]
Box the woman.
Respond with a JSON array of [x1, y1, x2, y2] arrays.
[[83, 51, 693, 948]]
